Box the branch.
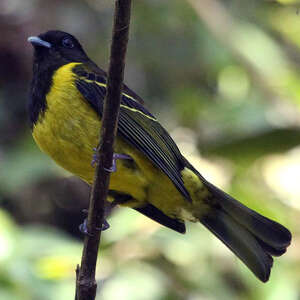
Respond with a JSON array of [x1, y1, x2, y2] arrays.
[[75, 1, 132, 299]]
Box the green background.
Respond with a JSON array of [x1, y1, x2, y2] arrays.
[[0, 0, 299, 299]]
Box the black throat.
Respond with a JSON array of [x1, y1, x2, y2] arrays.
[[28, 59, 63, 128]]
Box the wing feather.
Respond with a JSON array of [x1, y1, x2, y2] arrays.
[[74, 64, 191, 201]]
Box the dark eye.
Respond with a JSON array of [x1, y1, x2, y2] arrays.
[[62, 37, 74, 49]]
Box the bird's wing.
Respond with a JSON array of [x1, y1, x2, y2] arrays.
[[73, 64, 191, 201], [73, 62, 144, 104]]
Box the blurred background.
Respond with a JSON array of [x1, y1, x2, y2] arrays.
[[0, 0, 299, 299]]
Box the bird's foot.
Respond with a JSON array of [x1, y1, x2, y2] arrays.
[[104, 153, 132, 172], [91, 149, 132, 172], [79, 218, 110, 236], [91, 147, 99, 168], [79, 210, 110, 236]]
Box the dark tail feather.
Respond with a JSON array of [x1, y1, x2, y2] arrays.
[[204, 180, 291, 249], [199, 180, 291, 282], [201, 210, 273, 282]]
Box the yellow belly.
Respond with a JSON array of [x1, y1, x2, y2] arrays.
[[32, 63, 209, 220]]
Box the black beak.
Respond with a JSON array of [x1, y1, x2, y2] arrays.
[[28, 36, 52, 48]]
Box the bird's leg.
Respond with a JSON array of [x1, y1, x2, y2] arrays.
[[79, 218, 110, 236], [91, 148, 132, 172], [104, 153, 132, 172], [79, 202, 116, 235], [91, 147, 99, 168]]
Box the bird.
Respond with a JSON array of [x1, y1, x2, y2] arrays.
[[28, 30, 291, 282]]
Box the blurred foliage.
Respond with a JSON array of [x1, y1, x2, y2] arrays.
[[0, 0, 300, 299]]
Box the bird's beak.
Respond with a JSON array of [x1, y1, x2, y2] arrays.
[[28, 36, 52, 48]]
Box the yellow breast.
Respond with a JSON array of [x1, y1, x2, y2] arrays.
[[32, 63, 147, 200], [33, 63, 99, 180]]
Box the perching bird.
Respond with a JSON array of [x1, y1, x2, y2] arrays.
[[28, 30, 291, 282]]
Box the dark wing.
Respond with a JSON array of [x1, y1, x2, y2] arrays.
[[108, 190, 186, 233], [73, 63, 191, 201], [73, 62, 144, 104]]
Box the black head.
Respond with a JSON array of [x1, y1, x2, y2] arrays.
[[28, 30, 89, 68], [28, 31, 91, 126]]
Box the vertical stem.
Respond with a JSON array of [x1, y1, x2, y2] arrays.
[[75, 1, 132, 299]]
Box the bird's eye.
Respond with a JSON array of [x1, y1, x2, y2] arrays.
[[62, 37, 74, 49]]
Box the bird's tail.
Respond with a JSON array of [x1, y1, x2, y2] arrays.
[[197, 177, 291, 282]]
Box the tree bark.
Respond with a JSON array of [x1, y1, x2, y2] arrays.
[[75, 1, 132, 299]]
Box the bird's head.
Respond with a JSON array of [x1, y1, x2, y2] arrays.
[[28, 30, 89, 68]]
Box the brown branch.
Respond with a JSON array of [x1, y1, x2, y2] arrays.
[[75, 1, 132, 299]]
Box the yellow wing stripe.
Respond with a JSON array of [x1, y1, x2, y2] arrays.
[[77, 75, 157, 122], [70, 62, 145, 107], [120, 105, 157, 121]]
